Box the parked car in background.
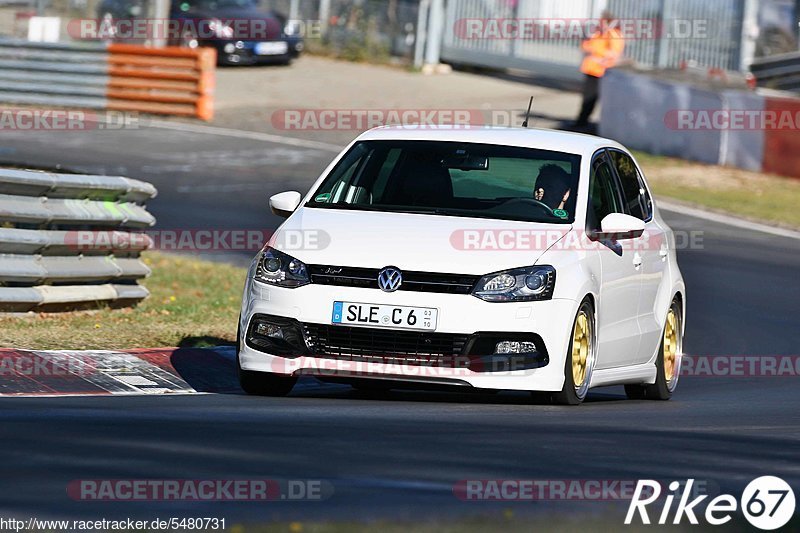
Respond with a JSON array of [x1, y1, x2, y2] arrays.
[[95, 0, 303, 65], [170, 0, 303, 65]]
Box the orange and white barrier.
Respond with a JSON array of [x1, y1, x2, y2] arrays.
[[107, 43, 216, 121], [0, 39, 215, 121]]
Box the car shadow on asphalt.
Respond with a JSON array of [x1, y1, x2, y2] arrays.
[[292, 386, 629, 406], [168, 346, 242, 394]]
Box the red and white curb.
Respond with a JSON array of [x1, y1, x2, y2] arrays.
[[0, 346, 239, 397], [0, 346, 339, 397]]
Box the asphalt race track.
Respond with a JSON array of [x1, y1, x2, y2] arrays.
[[0, 122, 799, 526]]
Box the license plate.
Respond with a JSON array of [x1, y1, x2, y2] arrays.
[[255, 41, 288, 55], [332, 302, 438, 331]]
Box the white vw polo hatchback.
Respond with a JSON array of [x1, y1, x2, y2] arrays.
[[238, 126, 685, 404]]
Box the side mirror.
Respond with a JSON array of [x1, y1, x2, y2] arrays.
[[269, 191, 302, 218], [598, 213, 645, 240]]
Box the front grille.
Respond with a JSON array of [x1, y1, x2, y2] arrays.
[[308, 265, 479, 295], [308, 266, 377, 289], [303, 323, 469, 364]]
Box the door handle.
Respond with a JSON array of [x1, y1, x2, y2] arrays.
[[633, 252, 643, 269]]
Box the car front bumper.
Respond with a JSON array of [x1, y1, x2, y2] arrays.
[[238, 278, 579, 392], [208, 37, 303, 64]]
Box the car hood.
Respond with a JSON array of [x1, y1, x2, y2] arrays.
[[269, 207, 573, 275]]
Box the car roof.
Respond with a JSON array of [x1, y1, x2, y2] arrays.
[[356, 125, 626, 156]]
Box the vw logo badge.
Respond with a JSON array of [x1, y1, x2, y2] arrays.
[[377, 266, 403, 292]]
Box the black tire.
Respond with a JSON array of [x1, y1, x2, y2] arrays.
[[625, 299, 682, 401], [550, 299, 595, 406], [236, 319, 297, 396]]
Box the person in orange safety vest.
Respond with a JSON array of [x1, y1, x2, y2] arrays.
[[574, 12, 625, 128]]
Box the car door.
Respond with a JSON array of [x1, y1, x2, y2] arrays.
[[588, 150, 643, 369], [609, 149, 665, 364]]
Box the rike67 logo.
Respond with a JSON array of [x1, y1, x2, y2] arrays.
[[626, 476, 795, 530]]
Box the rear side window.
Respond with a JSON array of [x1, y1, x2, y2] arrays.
[[610, 150, 652, 221]]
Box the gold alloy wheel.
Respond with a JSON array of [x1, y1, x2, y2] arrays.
[[663, 308, 679, 383], [571, 311, 591, 388]]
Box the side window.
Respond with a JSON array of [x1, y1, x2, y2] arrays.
[[587, 156, 623, 231], [610, 150, 651, 221]]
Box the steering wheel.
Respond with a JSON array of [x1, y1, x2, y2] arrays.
[[495, 197, 557, 217]]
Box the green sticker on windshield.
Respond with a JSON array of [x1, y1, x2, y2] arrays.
[[553, 209, 568, 219], [314, 193, 331, 202]]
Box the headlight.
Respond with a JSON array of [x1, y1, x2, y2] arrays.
[[254, 247, 310, 288], [472, 265, 555, 302], [284, 21, 300, 36]]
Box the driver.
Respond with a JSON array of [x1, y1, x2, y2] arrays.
[[533, 164, 572, 211]]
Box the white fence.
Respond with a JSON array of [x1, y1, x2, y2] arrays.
[[441, 0, 757, 77]]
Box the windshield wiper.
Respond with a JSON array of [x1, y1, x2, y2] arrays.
[[305, 202, 385, 211], [304, 203, 568, 223]]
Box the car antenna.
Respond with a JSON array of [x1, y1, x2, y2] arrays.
[[521, 96, 534, 128]]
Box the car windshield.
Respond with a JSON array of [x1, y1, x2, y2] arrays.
[[306, 140, 582, 223]]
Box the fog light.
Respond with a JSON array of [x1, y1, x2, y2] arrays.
[[495, 341, 537, 354], [246, 315, 309, 356], [255, 322, 284, 339], [223, 43, 236, 54], [235, 40, 245, 49]]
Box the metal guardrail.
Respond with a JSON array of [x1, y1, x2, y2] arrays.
[[0, 168, 157, 312], [0, 39, 215, 120], [750, 51, 800, 93]]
